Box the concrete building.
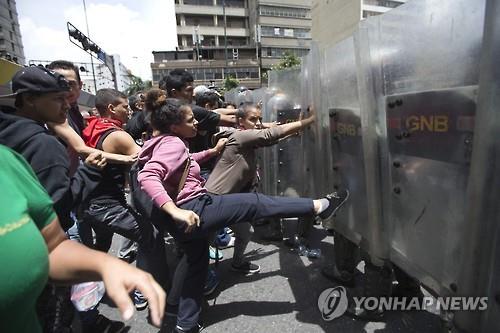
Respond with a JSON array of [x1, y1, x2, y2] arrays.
[[28, 57, 132, 95], [0, 0, 24, 65], [175, 0, 249, 50], [151, 0, 312, 88], [94, 55, 132, 93], [249, 0, 312, 70], [311, 0, 406, 50]]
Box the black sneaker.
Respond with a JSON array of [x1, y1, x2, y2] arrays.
[[173, 322, 204, 332], [231, 261, 261, 274], [318, 190, 350, 220], [133, 290, 148, 310]]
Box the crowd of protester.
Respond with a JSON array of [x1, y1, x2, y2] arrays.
[[0, 62, 349, 333]]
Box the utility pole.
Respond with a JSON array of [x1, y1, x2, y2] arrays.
[[223, 0, 228, 79], [194, 26, 201, 61], [255, 24, 262, 87], [82, 0, 97, 93]]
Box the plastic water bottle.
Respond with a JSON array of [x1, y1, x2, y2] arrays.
[[297, 245, 322, 259], [70, 281, 105, 311]]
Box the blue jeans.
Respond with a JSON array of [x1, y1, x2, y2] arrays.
[[155, 192, 314, 330]]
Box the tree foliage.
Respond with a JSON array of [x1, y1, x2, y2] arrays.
[[223, 75, 239, 91], [272, 52, 301, 71], [124, 74, 152, 96]]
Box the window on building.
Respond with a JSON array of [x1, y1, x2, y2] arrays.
[[259, 5, 310, 18], [200, 36, 216, 47], [11, 24, 15, 34], [262, 47, 309, 58], [260, 26, 310, 39], [185, 15, 214, 27], [226, 17, 246, 28], [363, 0, 402, 9], [9, 10, 13, 19], [11, 42, 15, 52], [226, 37, 247, 46], [184, 0, 213, 6], [10, 31, 14, 40], [362, 10, 381, 18], [216, 16, 247, 28], [0, 39, 5, 46], [223, 0, 245, 8]]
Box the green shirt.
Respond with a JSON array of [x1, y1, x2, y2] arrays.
[[0, 145, 56, 333]]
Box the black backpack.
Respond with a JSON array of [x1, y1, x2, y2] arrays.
[[129, 161, 155, 218], [129, 156, 191, 219]]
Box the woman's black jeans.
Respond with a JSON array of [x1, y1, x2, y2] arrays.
[[155, 192, 315, 330]]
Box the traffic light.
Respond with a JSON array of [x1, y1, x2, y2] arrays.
[[67, 22, 103, 59], [66, 21, 118, 90]]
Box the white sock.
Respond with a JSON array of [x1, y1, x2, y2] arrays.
[[317, 198, 330, 214]]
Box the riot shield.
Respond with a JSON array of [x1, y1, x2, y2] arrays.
[[299, 42, 324, 200], [266, 69, 304, 197], [454, 0, 500, 331], [321, 36, 370, 249], [357, 0, 486, 294]]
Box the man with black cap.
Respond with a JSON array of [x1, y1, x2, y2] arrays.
[[0, 66, 107, 333], [0, 66, 105, 229]]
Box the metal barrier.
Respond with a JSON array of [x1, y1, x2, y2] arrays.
[[221, 1, 500, 329], [358, 0, 485, 295]]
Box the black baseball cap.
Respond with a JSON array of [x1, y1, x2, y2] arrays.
[[0, 66, 71, 98]]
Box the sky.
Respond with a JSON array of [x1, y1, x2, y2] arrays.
[[17, 0, 178, 80]]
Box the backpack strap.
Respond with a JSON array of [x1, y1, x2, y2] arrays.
[[172, 153, 191, 201]]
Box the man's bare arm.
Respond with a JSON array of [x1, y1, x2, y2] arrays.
[[102, 131, 141, 156]]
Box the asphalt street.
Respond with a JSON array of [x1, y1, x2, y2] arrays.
[[77, 220, 445, 333]]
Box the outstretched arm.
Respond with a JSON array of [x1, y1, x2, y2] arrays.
[[49, 121, 137, 165], [237, 107, 316, 148], [218, 114, 237, 126], [276, 106, 315, 139], [42, 217, 165, 327]]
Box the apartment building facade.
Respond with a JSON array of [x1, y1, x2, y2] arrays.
[[151, 0, 312, 88], [249, 0, 312, 69], [0, 0, 24, 64]]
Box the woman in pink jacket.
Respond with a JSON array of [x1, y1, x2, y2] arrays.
[[137, 98, 349, 333]]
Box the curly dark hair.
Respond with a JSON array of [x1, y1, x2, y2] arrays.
[[149, 97, 191, 134], [144, 88, 166, 112]]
